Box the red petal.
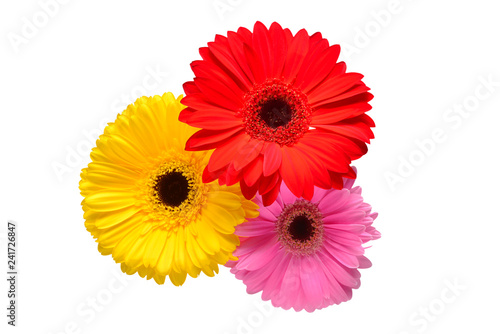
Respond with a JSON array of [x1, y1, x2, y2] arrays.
[[227, 31, 255, 89], [329, 171, 344, 190], [217, 169, 227, 185], [202, 165, 224, 183], [313, 114, 375, 143], [293, 149, 314, 200], [237, 26, 252, 42], [329, 61, 346, 77], [358, 113, 376, 127], [207, 41, 252, 88], [262, 181, 281, 206], [346, 139, 368, 160], [259, 172, 280, 195], [309, 31, 323, 43], [311, 83, 370, 106], [185, 127, 243, 151], [233, 139, 265, 171], [244, 43, 266, 84], [282, 29, 310, 83], [180, 105, 242, 130], [308, 73, 365, 106], [224, 162, 243, 186], [240, 178, 260, 200], [280, 147, 305, 198], [199, 46, 210, 60], [183, 81, 199, 95], [207, 132, 249, 172], [314, 124, 373, 143], [295, 37, 329, 87], [181, 93, 234, 113], [262, 142, 282, 177], [268, 22, 287, 78], [178, 107, 195, 123], [299, 44, 341, 93], [193, 77, 243, 110], [293, 145, 332, 189], [342, 166, 357, 179], [311, 99, 373, 125], [297, 132, 351, 173], [243, 155, 264, 187], [191, 61, 245, 97], [283, 29, 293, 46], [314, 131, 368, 159], [252, 21, 272, 78]]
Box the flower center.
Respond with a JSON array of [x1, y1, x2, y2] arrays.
[[144, 157, 206, 230], [276, 199, 324, 256], [288, 215, 314, 242], [242, 79, 312, 146], [155, 171, 190, 207], [260, 98, 292, 128]]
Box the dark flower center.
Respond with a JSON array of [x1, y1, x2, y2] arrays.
[[288, 215, 314, 242], [155, 171, 190, 207], [276, 199, 324, 255], [260, 98, 292, 128]]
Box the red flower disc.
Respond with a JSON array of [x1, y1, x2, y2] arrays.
[[180, 21, 374, 206]]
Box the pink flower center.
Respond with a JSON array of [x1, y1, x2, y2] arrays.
[[276, 199, 324, 256], [242, 79, 312, 146]]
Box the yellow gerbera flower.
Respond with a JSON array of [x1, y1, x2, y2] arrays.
[[80, 93, 259, 286]]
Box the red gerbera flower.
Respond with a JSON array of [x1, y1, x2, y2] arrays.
[[180, 21, 374, 206]]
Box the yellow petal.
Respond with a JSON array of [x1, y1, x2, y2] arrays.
[[194, 219, 220, 255], [124, 232, 153, 269], [112, 225, 143, 263], [218, 233, 240, 252], [156, 234, 176, 276], [201, 203, 236, 234], [85, 191, 137, 212], [169, 270, 187, 286], [97, 215, 142, 248], [201, 266, 215, 277], [206, 191, 242, 211], [153, 274, 166, 285], [242, 199, 260, 218], [143, 229, 168, 268], [185, 232, 202, 268], [173, 229, 187, 273], [92, 206, 141, 229]]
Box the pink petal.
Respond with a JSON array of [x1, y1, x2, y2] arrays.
[[235, 221, 275, 237], [318, 189, 350, 214]]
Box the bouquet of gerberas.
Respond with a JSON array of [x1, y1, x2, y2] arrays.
[[79, 21, 380, 312]]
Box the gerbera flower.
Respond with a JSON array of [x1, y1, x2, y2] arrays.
[[80, 93, 259, 286], [227, 170, 380, 312], [179, 21, 374, 206]]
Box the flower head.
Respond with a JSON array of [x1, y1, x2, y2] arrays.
[[227, 170, 380, 312], [180, 21, 374, 206], [80, 93, 259, 286]]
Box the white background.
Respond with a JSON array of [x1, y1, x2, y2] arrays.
[[1, 0, 500, 333]]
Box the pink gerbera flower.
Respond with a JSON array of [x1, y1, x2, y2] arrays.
[[227, 169, 380, 312]]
